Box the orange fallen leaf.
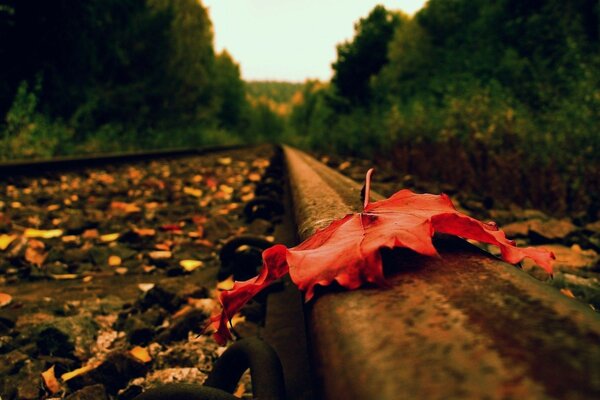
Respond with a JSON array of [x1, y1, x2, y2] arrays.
[[218, 157, 232, 166], [41, 365, 62, 394], [108, 255, 122, 267], [46, 204, 61, 211], [180, 260, 204, 272], [219, 184, 234, 195], [0, 234, 16, 251], [61, 364, 97, 382], [111, 201, 141, 213], [0, 293, 12, 308], [183, 187, 203, 198], [25, 239, 47, 266], [217, 276, 235, 291], [560, 288, 576, 298], [130, 346, 152, 363], [149, 251, 172, 260], [50, 273, 79, 280], [138, 283, 155, 292], [61, 235, 79, 243], [82, 229, 99, 239], [248, 173, 261, 182], [134, 228, 156, 237], [100, 233, 120, 242], [24, 228, 63, 239], [115, 267, 128, 275]]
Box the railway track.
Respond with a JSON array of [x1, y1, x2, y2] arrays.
[[1, 145, 599, 399]]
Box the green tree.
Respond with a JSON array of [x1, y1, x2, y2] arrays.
[[331, 5, 400, 108]]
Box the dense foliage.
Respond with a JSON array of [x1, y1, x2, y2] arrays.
[[288, 0, 599, 217], [0, 0, 280, 157]]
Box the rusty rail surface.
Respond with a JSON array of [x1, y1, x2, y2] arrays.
[[284, 146, 600, 400]]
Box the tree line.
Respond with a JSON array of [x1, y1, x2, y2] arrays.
[[287, 0, 599, 217], [0, 0, 278, 157]]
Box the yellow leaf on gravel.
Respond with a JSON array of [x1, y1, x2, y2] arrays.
[[560, 288, 576, 298], [180, 260, 204, 272], [50, 273, 79, 280], [61, 364, 97, 382], [130, 346, 152, 363], [24, 228, 63, 239], [61, 235, 79, 243], [149, 250, 172, 260], [108, 255, 122, 267], [218, 157, 232, 166], [0, 293, 12, 308], [134, 228, 156, 237], [0, 234, 16, 251], [41, 365, 62, 394], [219, 184, 234, 194], [183, 187, 203, 198], [100, 233, 120, 242], [25, 239, 47, 266], [111, 201, 141, 213], [138, 283, 155, 292], [248, 173, 261, 182], [217, 276, 235, 291]]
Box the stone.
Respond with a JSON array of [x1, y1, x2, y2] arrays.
[[501, 219, 535, 238], [156, 309, 207, 344], [0, 349, 28, 375], [65, 384, 109, 400], [67, 351, 148, 395], [529, 218, 578, 243], [123, 317, 155, 346], [522, 244, 599, 272], [137, 285, 183, 312], [35, 326, 76, 358]]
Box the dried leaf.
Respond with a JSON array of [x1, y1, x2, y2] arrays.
[[82, 229, 99, 239], [100, 233, 120, 242], [180, 260, 204, 272], [218, 157, 232, 166], [134, 228, 156, 237], [61, 235, 79, 243], [183, 187, 203, 198], [138, 283, 155, 292], [24, 228, 63, 239], [108, 255, 122, 267], [61, 364, 96, 382], [0, 292, 12, 308], [149, 250, 172, 260], [25, 239, 47, 266], [130, 346, 152, 363], [216, 276, 235, 291], [110, 201, 141, 213], [161, 224, 183, 233], [41, 365, 62, 394], [0, 234, 16, 251], [50, 273, 79, 280], [560, 288, 576, 298], [248, 173, 261, 182]]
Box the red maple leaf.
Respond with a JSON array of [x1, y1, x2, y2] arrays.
[[210, 169, 555, 344]]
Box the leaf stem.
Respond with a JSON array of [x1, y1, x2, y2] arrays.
[[363, 168, 374, 209]]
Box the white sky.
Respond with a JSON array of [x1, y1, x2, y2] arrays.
[[202, 1, 428, 82]]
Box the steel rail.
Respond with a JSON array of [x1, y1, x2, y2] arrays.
[[0, 145, 243, 176], [284, 145, 600, 400]]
